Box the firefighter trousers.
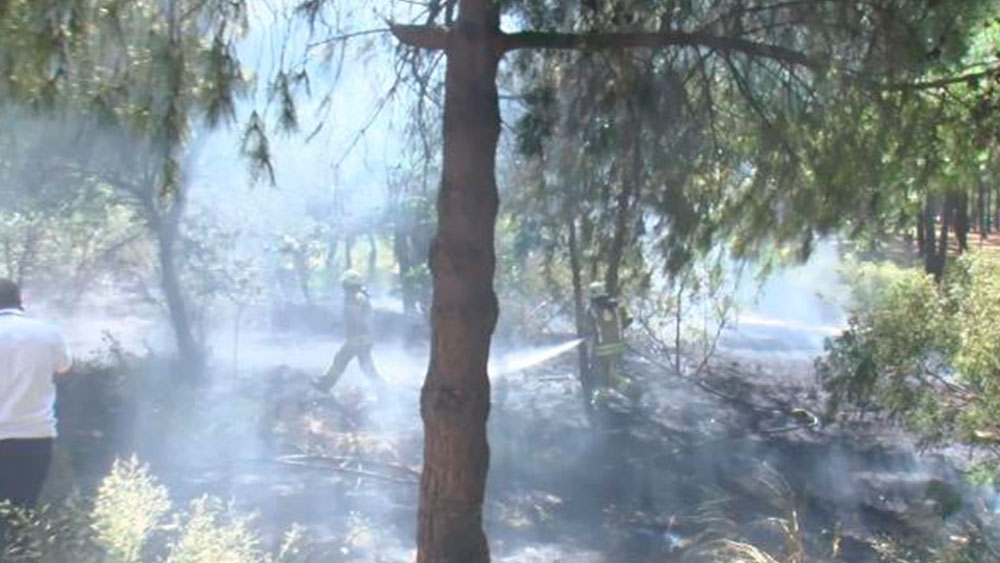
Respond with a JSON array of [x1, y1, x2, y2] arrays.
[[592, 353, 621, 390], [318, 340, 383, 392]]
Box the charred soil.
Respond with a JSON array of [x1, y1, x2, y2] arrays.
[[47, 338, 998, 562]]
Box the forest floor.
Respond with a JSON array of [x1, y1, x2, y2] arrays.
[[33, 235, 1000, 561], [868, 229, 1000, 266], [45, 317, 1000, 562]]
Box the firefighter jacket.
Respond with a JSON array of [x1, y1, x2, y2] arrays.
[[344, 288, 374, 346], [588, 298, 630, 358]]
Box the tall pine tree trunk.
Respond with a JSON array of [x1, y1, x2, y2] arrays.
[[916, 210, 925, 255], [923, 196, 937, 276], [567, 216, 592, 412], [417, 1, 500, 560], [395, 226, 416, 314], [990, 188, 1000, 231], [932, 196, 952, 282], [955, 191, 969, 253], [987, 186, 994, 233], [156, 219, 201, 374], [977, 181, 986, 239], [605, 105, 641, 295]]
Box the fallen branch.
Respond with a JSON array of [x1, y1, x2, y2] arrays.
[[629, 345, 821, 437], [757, 408, 821, 435], [304, 396, 363, 429], [276, 454, 419, 485], [629, 344, 749, 407]]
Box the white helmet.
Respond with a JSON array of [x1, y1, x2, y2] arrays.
[[589, 281, 606, 298], [340, 270, 364, 287]]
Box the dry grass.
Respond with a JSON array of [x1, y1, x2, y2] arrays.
[[681, 465, 838, 563]]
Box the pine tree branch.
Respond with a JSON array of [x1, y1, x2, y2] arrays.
[[390, 24, 447, 50], [389, 22, 1000, 92], [390, 23, 818, 70], [306, 27, 392, 50], [500, 30, 818, 69], [879, 66, 1000, 92]]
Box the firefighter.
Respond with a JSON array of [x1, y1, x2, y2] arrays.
[[587, 281, 634, 410], [313, 270, 384, 395]]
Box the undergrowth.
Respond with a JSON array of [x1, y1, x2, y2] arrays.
[[1, 457, 314, 563]]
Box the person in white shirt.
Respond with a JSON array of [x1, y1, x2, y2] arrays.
[[0, 278, 72, 524]]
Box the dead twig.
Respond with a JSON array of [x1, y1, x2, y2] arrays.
[[304, 396, 363, 429], [630, 346, 821, 440], [629, 344, 750, 407], [758, 408, 821, 435], [276, 454, 419, 485]]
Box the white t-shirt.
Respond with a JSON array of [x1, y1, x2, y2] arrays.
[[0, 308, 72, 439]]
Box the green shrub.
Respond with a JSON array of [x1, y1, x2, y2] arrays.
[[92, 457, 171, 563], [819, 251, 1000, 480], [2, 457, 312, 563], [165, 497, 266, 563], [1, 493, 97, 563]]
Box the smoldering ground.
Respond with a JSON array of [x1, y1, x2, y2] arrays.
[[1, 110, 992, 560], [12, 227, 993, 562], [37, 289, 999, 562]]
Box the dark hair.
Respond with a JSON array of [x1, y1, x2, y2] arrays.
[[0, 278, 21, 310]]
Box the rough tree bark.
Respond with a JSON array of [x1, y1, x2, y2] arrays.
[[976, 181, 986, 239], [394, 225, 416, 314], [390, 4, 824, 559], [155, 214, 201, 374], [916, 209, 925, 254], [994, 185, 1000, 234], [605, 102, 642, 296], [923, 196, 937, 276], [955, 191, 969, 253], [412, 2, 500, 561], [155, 0, 200, 375], [987, 186, 994, 233], [567, 216, 593, 411], [933, 195, 953, 281]]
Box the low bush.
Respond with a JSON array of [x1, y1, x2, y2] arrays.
[[2, 457, 313, 563], [819, 251, 1000, 481]]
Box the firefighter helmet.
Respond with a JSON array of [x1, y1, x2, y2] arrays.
[[340, 269, 364, 287], [589, 281, 607, 298]]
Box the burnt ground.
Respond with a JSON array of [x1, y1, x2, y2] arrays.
[[28, 239, 1000, 561], [41, 319, 1000, 562], [487, 351, 999, 562]]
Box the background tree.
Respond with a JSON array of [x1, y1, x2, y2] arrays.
[[386, 179, 434, 316], [1, 0, 251, 373], [820, 252, 1000, 483], [385, 1, 999, 560], [0, 114, 147, 309]]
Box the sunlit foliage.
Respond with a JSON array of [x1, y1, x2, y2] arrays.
[[820, 252, 1000, 481]]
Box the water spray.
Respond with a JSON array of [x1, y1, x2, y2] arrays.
[[490, 339, 584, 376]]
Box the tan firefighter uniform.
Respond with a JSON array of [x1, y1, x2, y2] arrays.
[[587, 282, 633, 407], [314, 270, 384, 393]]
